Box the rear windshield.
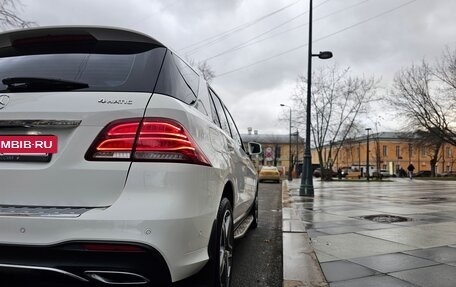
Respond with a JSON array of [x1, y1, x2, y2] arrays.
[[0, 41, 166, 93]]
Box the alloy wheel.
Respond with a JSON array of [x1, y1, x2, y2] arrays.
[[219, 209, 233, 287]]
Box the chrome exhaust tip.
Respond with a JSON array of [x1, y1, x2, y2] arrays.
[[84, 270, 149, 285]]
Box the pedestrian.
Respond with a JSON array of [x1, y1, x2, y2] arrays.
[[407, 162, 415, 179]]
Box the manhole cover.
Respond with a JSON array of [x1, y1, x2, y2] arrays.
[[362, 214, 411, 223]]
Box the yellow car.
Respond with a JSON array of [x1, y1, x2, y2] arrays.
[[259, 166, 281, 183]]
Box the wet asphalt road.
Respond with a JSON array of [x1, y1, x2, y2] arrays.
[[230, 182, 283, 287]]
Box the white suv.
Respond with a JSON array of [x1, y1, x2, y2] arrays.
[[0, 26, 260, 286]]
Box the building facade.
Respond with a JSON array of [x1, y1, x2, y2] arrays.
[[313, 132, 456, 175], [241, 131, 304, 176], [242, 131, 456, 177]]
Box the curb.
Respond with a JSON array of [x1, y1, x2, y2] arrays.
[[282, 180, 328, 287]]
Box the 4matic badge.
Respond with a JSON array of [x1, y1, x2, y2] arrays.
[[98, 98, 133, 105], [0, 95, 10, 110]]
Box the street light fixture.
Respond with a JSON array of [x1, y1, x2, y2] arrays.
[[313, 51, 333, 59], [366, 128, 372, 181], [300, 0, 333, 196], [280, 104, 293, 181]]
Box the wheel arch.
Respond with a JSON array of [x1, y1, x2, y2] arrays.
[[221, 180, 234, 207]]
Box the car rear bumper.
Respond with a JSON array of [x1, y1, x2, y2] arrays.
[[0, 214, 212, 285], [0, 163, 223, 283], [0, 242, 170, 286], [259, 175, 281, 181]]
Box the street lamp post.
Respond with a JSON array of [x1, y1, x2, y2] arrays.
[[280, 104, 293, 181], [295, 130, 299, 168], [358, 141, 361, 174], [299, 0, 333, 196], [408, 143, 412, 164], [366, 128, 372, 181]]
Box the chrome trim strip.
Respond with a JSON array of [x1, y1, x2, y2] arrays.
[[0, 263, 89, 282], [234, 215, 254, 240], [0, 206, 92, 218], [0, 120, 81, 128], [84, 270, 149, 285]]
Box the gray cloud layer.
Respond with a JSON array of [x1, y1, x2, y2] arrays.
[[15, 0, 456, 134]]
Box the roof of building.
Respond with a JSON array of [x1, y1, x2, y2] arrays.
[[241, 131, 415, 146], [241, 133, 304, 144], [354, 132, 415, 141]]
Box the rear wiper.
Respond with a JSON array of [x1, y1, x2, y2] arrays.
[[2, 77, 89, 92]]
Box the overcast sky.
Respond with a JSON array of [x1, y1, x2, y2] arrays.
[[14, 0, 456, 135]]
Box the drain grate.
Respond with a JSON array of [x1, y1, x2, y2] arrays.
[[362, 214, 411, 223]]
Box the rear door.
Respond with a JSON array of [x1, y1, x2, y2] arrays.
[[209, 89, 257, 221], [223, 104, 257, 217]]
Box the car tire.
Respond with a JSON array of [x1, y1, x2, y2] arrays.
[[206, 198, 234, 287], [250, 188, 258, 229]]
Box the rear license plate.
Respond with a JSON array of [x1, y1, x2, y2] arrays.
[[0, 135, 57, 162]]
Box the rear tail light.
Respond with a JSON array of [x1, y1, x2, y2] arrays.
[[85, 118, 211, 166]]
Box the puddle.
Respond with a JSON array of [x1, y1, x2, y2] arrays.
[[419, 197, 447, 202]]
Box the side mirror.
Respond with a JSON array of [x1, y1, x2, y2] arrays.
[[248, 142, 262, 155]]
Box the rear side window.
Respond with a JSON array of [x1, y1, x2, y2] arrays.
[[225, 106, 243, 147], [208, 87, 221, 127], [0, 41, 167, 93], [155, 51, 200, 105], [194, 82, 210, 116], [209, 88, 231, 136]]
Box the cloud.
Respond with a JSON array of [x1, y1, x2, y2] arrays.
[[13, 0, 456, 133]]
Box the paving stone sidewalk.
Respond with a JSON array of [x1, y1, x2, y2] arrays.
[[282, 178, 456, 287]]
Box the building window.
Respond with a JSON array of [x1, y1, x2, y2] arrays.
[[276, 146, 282, 159], [446, 147, 451, 158], [422, 146, 426, 156], [396, 146, 400, 158], [382, 164, 387, 170], [383, 145, 388, 157]]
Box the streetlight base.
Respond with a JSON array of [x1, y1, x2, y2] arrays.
[[299, 183, 314, 196], [299, 155, 314, 196]]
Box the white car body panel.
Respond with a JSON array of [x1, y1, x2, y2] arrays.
[[0, 26, 258, 284]]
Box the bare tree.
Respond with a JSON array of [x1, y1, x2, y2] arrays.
[[435, 47, 456, 92], [291, 65, 379, 180], [413, 130, 443, 176], [0, 0, 34, 30], [391, 50, 456, 147], [187, 58, 215, 83], [196, 61, 215, 82]]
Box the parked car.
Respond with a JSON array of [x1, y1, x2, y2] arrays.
[[414, 170, 432, 177], [313, 168, 337, 178], [438, 171, 456, 177], [259, 166, 281, 183], [372, 169, 391, 178], [0, 26, 262, 286], [339, 167, 351, 178]]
